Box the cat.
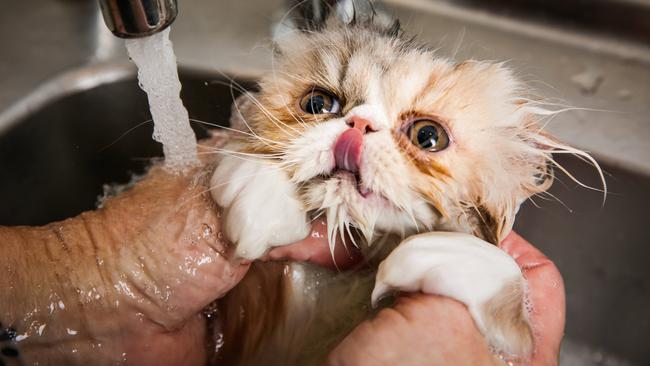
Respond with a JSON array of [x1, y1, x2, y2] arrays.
[[205, 1, 603, 364]]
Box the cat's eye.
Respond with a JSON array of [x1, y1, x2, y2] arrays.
[[408, 119, 450, 152], [300, 89, 341, 115]]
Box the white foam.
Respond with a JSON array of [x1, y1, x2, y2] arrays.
[[125, 28, 198, 172]]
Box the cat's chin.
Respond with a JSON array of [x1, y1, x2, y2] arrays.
[[334, 170, 373, 199]]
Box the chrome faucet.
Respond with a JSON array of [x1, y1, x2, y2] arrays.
[[98, 0, 178, 38]]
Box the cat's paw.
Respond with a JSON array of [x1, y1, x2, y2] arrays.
[[372, 231, 533, 358], [210, 151, 310, 260]]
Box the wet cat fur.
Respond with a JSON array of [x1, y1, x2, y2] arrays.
[[208, 1, 602, 364]]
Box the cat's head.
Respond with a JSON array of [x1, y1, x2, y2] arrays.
[[228, 0, 589, 246]]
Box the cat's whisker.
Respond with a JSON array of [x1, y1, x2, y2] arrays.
[[449, 27, 466, 62], [210, 76, 301, 138], [189, 118, 288, 147], [269, 52, 312, 131], [536, 143, 607, 194], [205, 78, 287, 149], [537, 190, 573, 213], [546, 154, 606, 198], [196, 150, 283, 162], [99, 119, 152, 152], [526, 195, 542, 209], [245, 95, 303, 137], [309, 210, 325, 224], [198, 144, 285, 157]]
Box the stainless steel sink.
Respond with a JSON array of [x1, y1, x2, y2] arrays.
[[0, 66, 647, 365], [515, 159, 650, 366], [0, 66, 251, 225]]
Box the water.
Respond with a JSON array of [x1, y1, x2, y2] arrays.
[[125, 28, 198, 172], [560, 338, 636, 366]]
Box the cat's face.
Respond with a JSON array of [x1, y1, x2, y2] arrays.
[[232, 17, 555, 246]]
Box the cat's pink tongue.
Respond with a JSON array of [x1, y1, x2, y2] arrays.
[[334, 128, 363, 172]]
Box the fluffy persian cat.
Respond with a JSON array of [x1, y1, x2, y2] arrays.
[[205, 1, 601, 364]]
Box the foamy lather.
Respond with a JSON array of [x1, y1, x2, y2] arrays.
[[126, 28, 198, 172]]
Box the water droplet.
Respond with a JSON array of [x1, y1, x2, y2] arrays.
[[66, 328, 77, 336], [214, 332, 225, 353], [571, 67, 603, 95], [15, 333, 28, 342], [57, 301, 65, 310], [201, 224, 213, 238], [197, 255, 213, 266]]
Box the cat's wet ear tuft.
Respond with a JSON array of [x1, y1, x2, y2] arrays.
[[275, 0, 400, 37]]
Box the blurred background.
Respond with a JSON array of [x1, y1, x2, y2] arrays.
[[0, 1, 648, 365]]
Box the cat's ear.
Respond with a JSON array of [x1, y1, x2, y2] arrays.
[[273, 0, 400, 39], [470, 123, 555, 245]]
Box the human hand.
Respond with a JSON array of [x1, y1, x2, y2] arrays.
[[325, 231, 565, 366], [28, 164, 252, 365], [0, 148, 363, 366]]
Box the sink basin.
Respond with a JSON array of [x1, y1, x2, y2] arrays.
[[515, 159, 649, 365], [0, 67, 251, 226], [0, 66, 647, 365]]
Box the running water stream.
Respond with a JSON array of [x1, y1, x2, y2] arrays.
[[125, 28, 199, 172]]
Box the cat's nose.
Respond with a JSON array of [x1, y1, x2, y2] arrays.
[[346, 116, 374, 134]]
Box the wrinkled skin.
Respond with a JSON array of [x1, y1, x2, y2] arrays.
[[0, 162, 563, 365]]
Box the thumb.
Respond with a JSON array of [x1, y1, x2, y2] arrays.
[[500, 232, 565, 366], [264, 219, 362, 269]]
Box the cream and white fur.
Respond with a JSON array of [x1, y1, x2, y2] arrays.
[[209, 0, 602, 361], [211, 149, 532, 357]]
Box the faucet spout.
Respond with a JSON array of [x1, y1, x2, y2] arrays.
[[98, 0, 178, 39]]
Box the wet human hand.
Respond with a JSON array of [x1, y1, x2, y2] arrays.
[[0, 163, 252, 365], [0, 154, 362, 366], [325, 232, 565, 366], [84, 164, 251, 365], [103, 166, 358, 365]]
